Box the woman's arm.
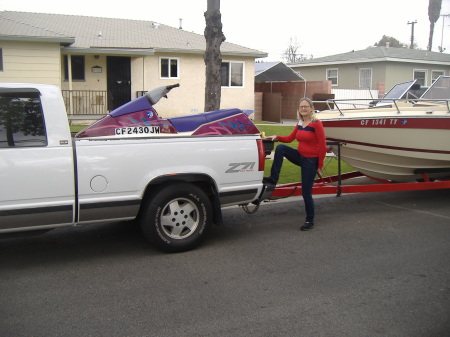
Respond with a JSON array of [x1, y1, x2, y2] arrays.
[[315, 121, 327, 169], [276, 125, 297, 143]]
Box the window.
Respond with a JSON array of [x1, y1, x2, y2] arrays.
[[0, 49, 3, 71], [63, 55, 85, 81], [0, 90, 47, 148], [413, 70, 427, 86], [160, 57, 179, 78], [221, 61, 244, 87], [359, 68, 372, 89], [431, 70, 445, 83], [327, 69, 338, 86]]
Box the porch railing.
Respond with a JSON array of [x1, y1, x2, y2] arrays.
[[62, 90, 108, 118]]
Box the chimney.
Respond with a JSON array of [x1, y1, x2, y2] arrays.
[[179, 18, 183, 29], [386, 41, 390, 48]]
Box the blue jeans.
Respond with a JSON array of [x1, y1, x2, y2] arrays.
[[270, 144, 318, 223]]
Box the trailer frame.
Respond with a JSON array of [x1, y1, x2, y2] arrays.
[[269, 142, 450, 199]]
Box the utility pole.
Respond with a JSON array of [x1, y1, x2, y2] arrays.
[[408, 20, 417, 49]]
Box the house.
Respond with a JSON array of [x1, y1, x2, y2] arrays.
[[0, 11, 267, 118], [289, 46, 450, 97]]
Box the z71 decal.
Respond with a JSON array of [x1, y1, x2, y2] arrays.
[[226, 162, 256, 173]]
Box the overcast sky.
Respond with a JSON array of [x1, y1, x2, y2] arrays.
[[2, 0, 450, 60]]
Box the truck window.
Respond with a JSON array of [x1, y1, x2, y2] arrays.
[[0, 91, 47, 148]]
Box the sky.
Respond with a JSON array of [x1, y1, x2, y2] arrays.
[[2, 0, 450, 61]]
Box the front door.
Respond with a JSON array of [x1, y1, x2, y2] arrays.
[[107, 56, 131, 111]]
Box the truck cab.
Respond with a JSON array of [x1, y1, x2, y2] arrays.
[[0, 84, 75, 232]]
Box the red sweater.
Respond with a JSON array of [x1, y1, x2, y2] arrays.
[[277, 120, 327, 169]]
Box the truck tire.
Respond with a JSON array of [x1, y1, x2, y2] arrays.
[[140, 183, 212, 253]]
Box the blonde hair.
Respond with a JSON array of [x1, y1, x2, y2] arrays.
[[297, 97, 318, 121]]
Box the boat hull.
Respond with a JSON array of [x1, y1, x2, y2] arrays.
[[321, 113, 450, 181]]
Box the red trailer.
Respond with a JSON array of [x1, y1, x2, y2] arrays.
[[270, 142, 450, 199]]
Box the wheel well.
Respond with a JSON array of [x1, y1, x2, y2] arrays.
[[139, 174, 223, 226]]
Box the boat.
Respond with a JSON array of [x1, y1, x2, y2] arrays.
[[317, 76, 450, 182]]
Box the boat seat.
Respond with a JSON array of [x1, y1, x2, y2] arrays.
[[168, 108, 242, 132]]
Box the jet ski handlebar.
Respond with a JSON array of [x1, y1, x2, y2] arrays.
[[166, 83, 180, 91]]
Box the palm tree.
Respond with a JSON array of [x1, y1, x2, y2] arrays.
[[428, 0, 442, 51]]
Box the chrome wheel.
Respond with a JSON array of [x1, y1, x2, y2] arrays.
[[160, 198, 199, 239]]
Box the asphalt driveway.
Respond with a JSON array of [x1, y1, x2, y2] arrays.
[[0, 188, 449, 336]]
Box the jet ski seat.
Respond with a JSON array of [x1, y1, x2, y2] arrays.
[[168, 108, 243, 133]]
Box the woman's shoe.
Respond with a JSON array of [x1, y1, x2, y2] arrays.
[[300, 222, 314, 231], [263, 177, 277, 185]]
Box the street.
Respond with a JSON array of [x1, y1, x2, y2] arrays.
[[1, 188, 449, 337]]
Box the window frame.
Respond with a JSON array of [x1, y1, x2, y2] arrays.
[[63, 55, 86, 81], [431, 70, 445, 83], [221, 61, 244, 88], [359, 68, 372, 89], [326, 68, 338, 86], [413, 69, 428, 87], [0, 90, 48, 148], [159, 57, 180, 79]]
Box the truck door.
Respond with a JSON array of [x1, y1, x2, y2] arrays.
[[0, 88, 75, 232]]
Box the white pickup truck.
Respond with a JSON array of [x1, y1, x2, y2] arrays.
[[0, 83, 273, 252]]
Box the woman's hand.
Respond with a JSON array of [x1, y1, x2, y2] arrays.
[[264, 135, 278, 141]]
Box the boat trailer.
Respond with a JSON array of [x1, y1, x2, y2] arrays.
[[272, 141, 450, 198], [242, 142, 450, 214]]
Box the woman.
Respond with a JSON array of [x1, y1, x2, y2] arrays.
[[264, 98, 326, 231]]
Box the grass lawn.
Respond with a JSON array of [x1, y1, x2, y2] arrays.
[[70, 124, 87, 133], [257, 123, 354, 184]]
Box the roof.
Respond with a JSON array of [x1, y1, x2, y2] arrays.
[[255, 62, 304, 82], [0, 11, 267, 58], [289, 46, 450, 67]]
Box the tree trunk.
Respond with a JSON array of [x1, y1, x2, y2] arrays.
[[428, 21, 436, 51], [204, 0, 225, 112], [428, 0, 442, 51]]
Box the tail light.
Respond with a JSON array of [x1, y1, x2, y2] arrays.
[[256, 139, 265, 171]]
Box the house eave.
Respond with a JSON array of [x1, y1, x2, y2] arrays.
[[61, 47, 155, 56], [0, 35, 75, 45], [154, 47, 268, 58], [60, 46, 267, 58], [290, 57, 450, 67], [221, 51, 268, 58]]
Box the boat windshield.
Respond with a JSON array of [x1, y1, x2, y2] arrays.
[[420, 75, 450, 100], [377, 80, 417, 105]]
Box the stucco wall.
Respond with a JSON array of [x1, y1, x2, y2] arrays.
[[220, 57, 255, 112], [145, 54, 256, 117], [136, 53, 208, 117], [61, 54, 108, 91]]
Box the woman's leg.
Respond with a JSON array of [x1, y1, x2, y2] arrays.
[[300, 157, 318, 223], [268, 144, 302, 183]]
